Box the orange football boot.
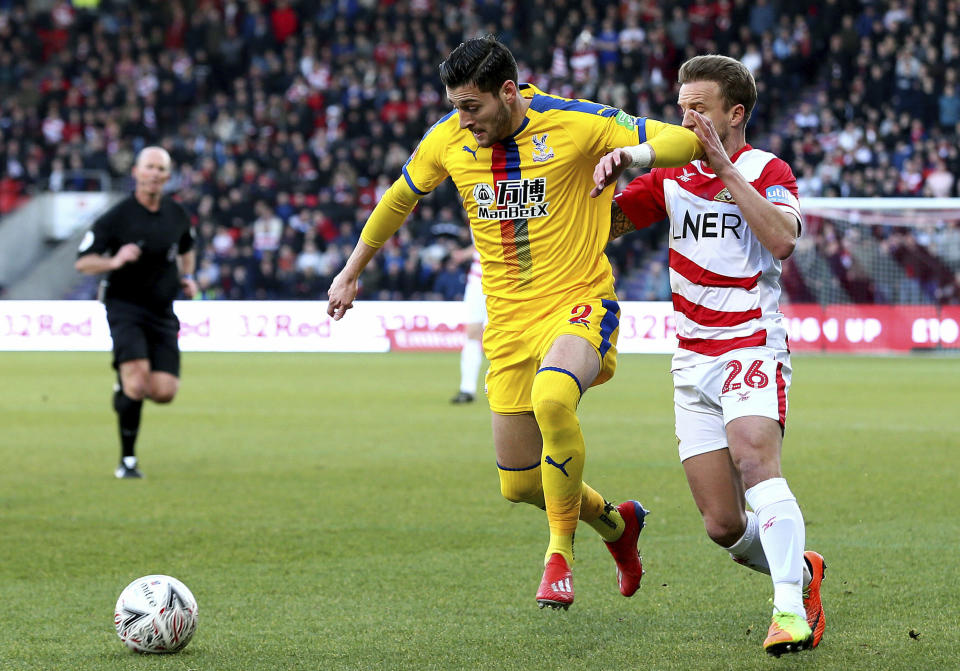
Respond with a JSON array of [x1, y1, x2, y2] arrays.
[[803, 550, 827, 648]]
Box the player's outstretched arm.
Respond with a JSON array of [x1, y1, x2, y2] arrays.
[[326, 241, 378, 321], [645, 120, 704, 166], [591, 122, 703, 197], [326, 176, 423, 320], [591, 147, 640, 198]]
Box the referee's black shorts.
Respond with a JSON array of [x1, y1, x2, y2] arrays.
[[105, 299, 181, 376]]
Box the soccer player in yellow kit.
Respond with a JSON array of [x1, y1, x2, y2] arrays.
[[327, 35, 702, 609]]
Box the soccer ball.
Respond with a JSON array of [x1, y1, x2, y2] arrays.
[[114, 575, 198, 653]]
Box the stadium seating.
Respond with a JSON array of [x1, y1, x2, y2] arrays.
[[0, 0, 956, 303]]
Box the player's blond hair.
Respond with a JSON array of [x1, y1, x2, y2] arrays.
[[679, 55, 757, 124]]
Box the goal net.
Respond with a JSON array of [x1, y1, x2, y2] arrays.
[[781, 197, 960, 353]]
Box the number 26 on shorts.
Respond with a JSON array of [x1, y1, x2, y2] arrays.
[[721, 359, 769, 393]]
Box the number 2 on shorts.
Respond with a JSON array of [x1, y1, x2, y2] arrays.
[[569, 304, 593, 325]]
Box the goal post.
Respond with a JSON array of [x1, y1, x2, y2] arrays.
[[782, 197, 960, 353]]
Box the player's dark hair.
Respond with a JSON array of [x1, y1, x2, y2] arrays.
[[439, 35, 518, 94], [679, 55, 758, 124]]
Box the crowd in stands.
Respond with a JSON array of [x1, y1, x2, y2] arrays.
[[1, 0, 958, 304]]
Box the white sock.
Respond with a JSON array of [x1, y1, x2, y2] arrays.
[[725, 511, 769, 573], [745, 477, 806, 618], [459, 339, 483, 394], [726, 510, 812, 586]]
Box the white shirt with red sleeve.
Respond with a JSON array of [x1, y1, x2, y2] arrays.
[[614, 144, 802, 370]]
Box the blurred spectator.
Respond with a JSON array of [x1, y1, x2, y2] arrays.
[[748, 0, 776, 37], [251, 200, 283, 258], [925, 159, 956, 198], [0, 0, 953, 304], [225, 264, 254, 300], [295, 237, 323, 275], [940, 83, 960, 129], [433, 256, 466, 301]]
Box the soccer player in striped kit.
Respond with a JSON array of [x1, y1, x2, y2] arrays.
[[594, 54, 826, 656], [327, 35, 702, 609]]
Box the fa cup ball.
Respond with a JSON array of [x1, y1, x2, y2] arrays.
[[114, 575, 198, 653]]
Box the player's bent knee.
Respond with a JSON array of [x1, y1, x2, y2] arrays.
[[734, 453, 781, 490], [728, 421, 783, 486], [498, 466, 544, 507], [151, 387, 178, 403], [532, 396, 574, 434], [123, 381, 150, 401], [703, 514, 746, 548], [530, 369, 580, 440], [500, 481, 538, 504], [149, 378, 179, 403]]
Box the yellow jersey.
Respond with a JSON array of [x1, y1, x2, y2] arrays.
[[373, 84, 696, 325]]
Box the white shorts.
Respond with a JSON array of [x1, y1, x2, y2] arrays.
[[673, 347, 791, 462], [463, 270, 487, 325]]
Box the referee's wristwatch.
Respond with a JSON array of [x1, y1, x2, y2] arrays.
[[181, 274, 195, 282]]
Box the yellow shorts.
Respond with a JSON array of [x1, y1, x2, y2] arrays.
[[483, 295, 620, 414]]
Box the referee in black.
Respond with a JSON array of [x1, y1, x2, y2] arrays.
[[76, 146, 198, 478]]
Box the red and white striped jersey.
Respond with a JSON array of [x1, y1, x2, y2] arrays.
[[614, 144, 801, 370]]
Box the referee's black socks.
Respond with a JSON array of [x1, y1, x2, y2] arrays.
[[113, 389, 143, 459]]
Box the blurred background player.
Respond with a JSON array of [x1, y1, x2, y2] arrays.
[[450, 245, 485, 404], [327, 35, 703, 609], [594, 55, 825, 656], [75, 147, 197, 478]]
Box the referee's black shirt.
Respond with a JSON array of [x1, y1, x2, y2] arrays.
[[77, 195, 194, 310]]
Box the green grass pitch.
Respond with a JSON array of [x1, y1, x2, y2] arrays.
[[1, 351, 957, 670]]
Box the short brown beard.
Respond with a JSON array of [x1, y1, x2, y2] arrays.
[[488, 99, 513, 145]]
